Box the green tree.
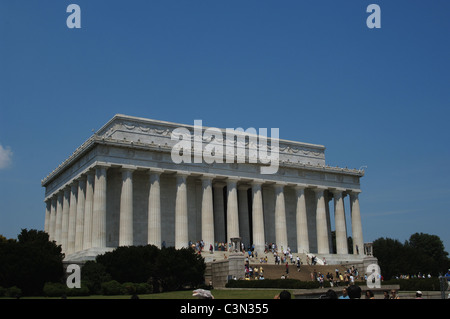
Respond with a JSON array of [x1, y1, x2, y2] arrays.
[[95, 245, 160, 283], [408, 233, 448, 263], [0, 229, 64, 296], [373, 233, 450, 279], [94, 245, 206, 293], [81, 260, 112, 294], [373, 237, 405, 279], [154, 247, 205, 291]]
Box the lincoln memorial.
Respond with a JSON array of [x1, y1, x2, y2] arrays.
[[42, 114, 367, 264]]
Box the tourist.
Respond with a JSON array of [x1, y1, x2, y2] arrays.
[[339, 288, 350, 299], [347, 284, 362, 299], [319, 289, 338, 299], [389, 289, 400, 299], [193, 289, 214, 299], [365, 290, 375, 299], [274, 290, 291, 299], [445, 269, 450, 288], [383, 290, 389, 299], [318, 275, 324, 288]]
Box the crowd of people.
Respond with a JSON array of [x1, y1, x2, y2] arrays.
[[244, 261, 266, 280], [391, 273, 432, 279]]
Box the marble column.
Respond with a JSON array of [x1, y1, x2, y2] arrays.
[[213, 182, 226, 243], [314, 187, 329, 254], [295, 185, 309, 254], [92, 166, 107, 248], [238, 185, 250, 249], [332, 188, 348, 255], [67, 182, 78, 255], [61, 187, 71, 251], [251, 180, 265, 254], [83, 171, 95, 250], [201, 175, 215, 250], [49, 196, 57, 241], [274, 183, 288, 251], [350, 190, 364, 255], [226, 178, 240, 242], [44, 199, 51, 234], [75, 176, 86, 253], [148, 170, 162, 247], [175, 173, 189, 249], [119, 168, 134, 246], [325, 192, 333, 253]]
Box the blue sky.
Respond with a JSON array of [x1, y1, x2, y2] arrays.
[[1, 1, 449, 252]]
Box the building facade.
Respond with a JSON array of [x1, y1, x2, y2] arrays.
[[42, 114, 366, 263]]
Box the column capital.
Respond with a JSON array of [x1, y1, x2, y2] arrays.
[[226, 176, 240, 183], [349, 189, 362, 199], [84, 169, 95, 177], [70, 180, 79, 191], [329, 187, 346, 196], [93, 162, 111, 171], [273, 183, 286, 195], [293, 183, 308, 190], [148, 168, 163, 176], [200, 173, 215, 181], [120, 165, 137, 172], [201, 176, 213, 187], [250, 178, 265, 186], [176, 170, 190, 178], [312, 186, 328, 194], [94, 165, 109, 177], [77, 174, 87, 182]]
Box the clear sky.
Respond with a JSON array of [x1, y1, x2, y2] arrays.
[[1, 1, 449, 252]]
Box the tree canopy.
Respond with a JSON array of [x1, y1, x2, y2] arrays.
[[90, 245, 206, 292], [0, 229, 64, 296], [373, 232, 449, 279]]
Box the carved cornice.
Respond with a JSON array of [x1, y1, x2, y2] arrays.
[[41, 115, 365, 187]]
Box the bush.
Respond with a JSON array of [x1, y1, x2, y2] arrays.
[[43, 282, 67, 297], [43, 281, 90, 297], [382, 278, 441, 291], [81, 261, 111, 295], [101, 280, 123, 296], [121, 282, 137, 295], [6, 286, 22, 298], [94, 245, 205, 292], [66, 281, 90, 297], [121, 282, 152, 295], [96, 245, 160, 284], [135, 282, 152, 294]]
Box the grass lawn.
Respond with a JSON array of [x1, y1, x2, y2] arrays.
[[136, 289, 286, 299], [20, 289, 289, 299]]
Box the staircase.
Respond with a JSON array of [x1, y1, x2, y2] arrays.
[[247, 263, 349, 281], [203, 250, 362, 287]]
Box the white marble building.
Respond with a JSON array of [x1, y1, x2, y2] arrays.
[[42, 114, 366, 263]]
